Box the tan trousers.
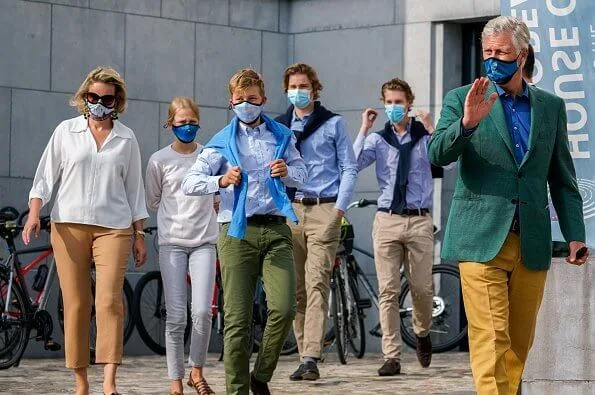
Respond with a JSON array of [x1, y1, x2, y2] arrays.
[[51, 223, 132, 368], [460, 232, 547, 395], [372, 211, 434, 360], [289, 202, 341, 359]]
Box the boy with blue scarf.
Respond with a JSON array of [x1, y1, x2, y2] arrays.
[[182, 69, 307, 395]]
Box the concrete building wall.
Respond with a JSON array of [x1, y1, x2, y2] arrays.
[[0, 0, 503, 360]]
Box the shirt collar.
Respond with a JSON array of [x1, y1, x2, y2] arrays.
[[495, 81, 529, 99], [67, 115, 131, 139], [292, 110, 312, 123], [391, 118, 412, 137], [238, 121, 266, 136]]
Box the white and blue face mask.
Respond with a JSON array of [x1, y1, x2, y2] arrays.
[[232, 101, 263, 124], [172, 124, 199, 143], [287, 89, 311, 109], [384, 104, 407, 124]]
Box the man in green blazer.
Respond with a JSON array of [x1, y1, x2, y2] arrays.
[[428, 16, 588, 395]]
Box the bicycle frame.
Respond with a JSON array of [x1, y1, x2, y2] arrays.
[[346, 249, 380, 311], [2, 246, 56, 317]]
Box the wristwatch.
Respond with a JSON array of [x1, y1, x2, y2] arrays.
[[133, 230, 146, 239]]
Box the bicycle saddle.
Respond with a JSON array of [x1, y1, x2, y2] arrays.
[[0, 206, 19, 222]]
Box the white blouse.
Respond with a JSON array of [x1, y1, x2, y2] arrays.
[[29, 116, 149, 229]]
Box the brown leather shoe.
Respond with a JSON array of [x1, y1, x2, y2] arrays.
[[187, 372, 215, 395], [378, 358, 401, 376], [249, 373, 271, 395], [416, 335, 432, 368]]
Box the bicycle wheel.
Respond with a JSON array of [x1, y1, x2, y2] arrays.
[[132, 271, 191, 355], [249, 279, 266, 355], [252, 319, 298, 356], [122, 279, 134, 343], [0, 270, 30, 369], [280, 327, 298, 355], [58, 274, 135, 363], [346, 274, 365, 358], [330, 267, 347, 364], [250, 279, 298, 356], [399, 265, 467, 353]]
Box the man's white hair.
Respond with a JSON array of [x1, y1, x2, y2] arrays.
[[482, 16, 530, 54]]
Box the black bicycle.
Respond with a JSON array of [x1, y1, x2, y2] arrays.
[[249, 277, 298, 356], [324, 199, 467, 364]]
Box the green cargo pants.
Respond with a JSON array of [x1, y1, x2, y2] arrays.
[[218, 222, 296, 395]]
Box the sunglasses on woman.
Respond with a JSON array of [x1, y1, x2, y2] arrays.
[[85, 92, 116, 108]]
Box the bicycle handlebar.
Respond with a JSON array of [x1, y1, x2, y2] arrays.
[[346, 199, 378, 211], [12, 208, 51, 231]]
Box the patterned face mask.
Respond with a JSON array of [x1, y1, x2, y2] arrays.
[[483, 56, 520, 85], [86, 101, 115, 121]]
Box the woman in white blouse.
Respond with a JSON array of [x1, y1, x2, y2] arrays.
[[145, 97, 218, 395], [23, 66, 148, 395]]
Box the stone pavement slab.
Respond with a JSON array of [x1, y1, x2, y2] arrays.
[[1, 352, 474, 394]]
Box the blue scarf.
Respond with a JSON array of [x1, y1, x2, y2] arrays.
[[205, 114, 298, 239]]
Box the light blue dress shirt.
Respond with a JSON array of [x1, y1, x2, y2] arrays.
[[291, 113, 358, 212], [182, 121, 307, 223], [353, 122, 433, 210]]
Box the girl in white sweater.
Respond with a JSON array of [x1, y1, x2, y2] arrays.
[[146, 97, 218, 395]]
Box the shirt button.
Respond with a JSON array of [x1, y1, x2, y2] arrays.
[[516, 144, 520, 147], [514, 126, 517, 130], [512, 109, 516, 112]]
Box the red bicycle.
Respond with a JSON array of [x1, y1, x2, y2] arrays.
[[0, 207, 134, 369]]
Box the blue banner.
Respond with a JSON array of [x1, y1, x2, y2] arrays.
[[502, 0, 595, 246]]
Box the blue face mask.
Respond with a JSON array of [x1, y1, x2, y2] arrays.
[[385, 104, 406, 124], [232, 101, 263, 124], [287, 89, 311, 109], [484, 56, 520, 85], [172, 124, 199, 143]]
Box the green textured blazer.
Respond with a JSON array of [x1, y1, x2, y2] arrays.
[[428, 82, 585, 270]]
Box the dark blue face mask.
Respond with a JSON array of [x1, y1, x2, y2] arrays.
[[172, 124, 199, 143], [483, 55, 520, 85]]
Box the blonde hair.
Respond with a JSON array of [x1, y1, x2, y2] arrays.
[[228, 68, 266, 97], [283, 63, 323, 100], [70, 66, 127, 115], [164, 97, 200, 128], [482, 16, 530, 54]]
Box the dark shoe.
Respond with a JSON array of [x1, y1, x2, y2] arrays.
[[416, 335, 432, 368], [289, 363, 307, 381], [250, 373, 271, 395], [290, 361, 320, 381], [378, 358, 401, 376]]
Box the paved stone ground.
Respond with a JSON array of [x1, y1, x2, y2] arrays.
[[1, 352, 474, 394]]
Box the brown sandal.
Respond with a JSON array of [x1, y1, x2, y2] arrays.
[[187, 373, 215, 395]]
